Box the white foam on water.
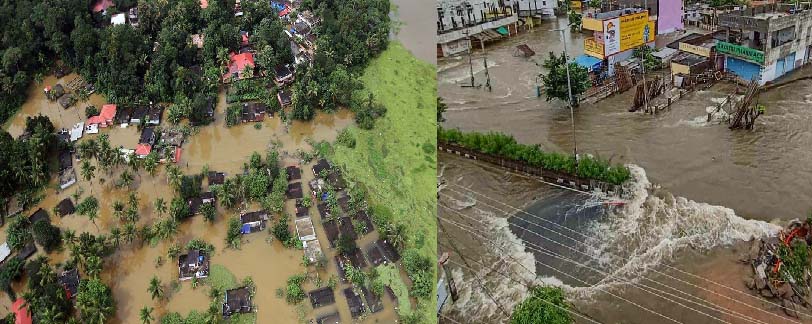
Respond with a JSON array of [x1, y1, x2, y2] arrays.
[[442, 193, 575, 323], [576, 165, 780, 294]]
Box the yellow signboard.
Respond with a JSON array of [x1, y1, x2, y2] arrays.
[[582, 17, 604, 31], [619, 11, 655, 52], [571, 0, 582, 9], [678, 42, 711, 57], [584, 38, 604, 59]]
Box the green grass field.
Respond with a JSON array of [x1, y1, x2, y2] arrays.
[[330, 42, 437, 322]]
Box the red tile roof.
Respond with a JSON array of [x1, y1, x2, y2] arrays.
[[174, 147, 182, 163], [100, 104, 117, 121], [86, 104, 117, 127], [224, 52, 255, 81], [92, 0, 114, 12], [12, 298, 32, 324], [279, 7, 290, 17], [135, 144, 152, 156]]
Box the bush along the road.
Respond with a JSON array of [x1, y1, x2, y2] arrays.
[[438, 127, 631, 185]]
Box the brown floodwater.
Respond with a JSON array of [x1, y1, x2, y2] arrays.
[[438, 17, 812, 324], [2, 71, 399, 323]]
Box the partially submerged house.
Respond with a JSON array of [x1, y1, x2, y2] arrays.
[[315, 312, 340, 324], [303, 239, 323, 264], [86, 104, 117, 128], [312, 159, 331, 176], [139, 127, 156, 145], [323, 219, 339, 247], [353, 210, 374, 234], [91, 0, 114, 13], [44, 84, 65, 101], [116, 106, 133, 126], [187, 192, 215, 215], [343, 287, 365, 318], [223, 52, 255, 83], [17, 243, 37, 261], [11, 298, 32, 324], [366, 243, 386, 266], [376, 239, 401, 262], [308, 287, 335, 308], [295, 217, 316, 242], [338, 217, 357, 241], [58, 268, 80, 299], [273, 64, 294, 85], [241, 102, 267, 122], [277, 89, 292, 107], [345, 248, 367, 268], [130, 106, 148, 124], [178, 249, 210, 281], [147, 105, 164, 125], [29, 208, 50, 224], [286, 182, 303, 199], [222, 287, 252, 317], [286, 166, 301, 181], [56, 198, 75, 217], [59, 168, 77, 190], [361, 286, 383, 313], [240, 211, 269, 234], [208, 171, 226, 186], [58, 94, 76, 109], [134, 144, 152, 158]]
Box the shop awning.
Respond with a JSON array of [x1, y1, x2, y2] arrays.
[[574, 54, 603, 71], [495, 26, 509, 36]]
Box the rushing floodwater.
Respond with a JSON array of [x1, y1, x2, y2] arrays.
[[439, 16, 812, 324]]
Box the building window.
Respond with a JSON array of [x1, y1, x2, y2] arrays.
[[542, 1, 547, 6]]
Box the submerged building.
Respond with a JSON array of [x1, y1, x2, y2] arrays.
[[718, 4, 812, 84], [436, 0, 519, 57], [580, 8, 657, 75]]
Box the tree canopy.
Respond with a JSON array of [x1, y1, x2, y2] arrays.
[[540, 52, 591, 106], [510, 286, 573, 324]]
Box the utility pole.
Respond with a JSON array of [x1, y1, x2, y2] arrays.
[[554, 28, 579, 161], [481, 40, 491, 92]]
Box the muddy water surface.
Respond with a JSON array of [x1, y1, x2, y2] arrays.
[[439, 17, 812, 324], [3, 70, 397, 323]]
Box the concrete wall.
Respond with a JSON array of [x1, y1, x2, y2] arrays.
[[504, 0, 556, 16]]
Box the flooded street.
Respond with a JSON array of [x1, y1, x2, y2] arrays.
[[439, 17, 812, 324]]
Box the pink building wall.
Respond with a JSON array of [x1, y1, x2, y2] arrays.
[[657, 0, 684, 34]]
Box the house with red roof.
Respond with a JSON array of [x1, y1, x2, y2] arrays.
[[92, 0, 114, 13], [86, 104, 117, 128], [135, 144, 152, 158], [12, 298, 32, 324], [223, 52, 255, 82]]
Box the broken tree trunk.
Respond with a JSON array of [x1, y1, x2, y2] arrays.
[[729, 79, 761, 129]]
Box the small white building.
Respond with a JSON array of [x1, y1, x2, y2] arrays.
[[111, 13, 126, 25]]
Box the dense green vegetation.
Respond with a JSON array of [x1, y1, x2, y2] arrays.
[[289, 0, 390, 121], [540, 52, 591, 105], [438, 128, 631, 185], [330, 43, 436, 323], [510, 286, 573, 324], [0, 116, 57, 220]]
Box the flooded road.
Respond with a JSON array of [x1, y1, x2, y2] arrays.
[[439, 17, 812, 221], [439, 17, 812, 324], [391, 0, 436, 64]]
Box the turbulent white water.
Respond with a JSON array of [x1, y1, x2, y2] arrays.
[[579, 165, 780, 292], [441, 164, 781, 322]]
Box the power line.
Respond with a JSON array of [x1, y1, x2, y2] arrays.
[[440, 206, 765, 324], [444, 183, 810, 322], [437, 213, 685, 324], [438, 211, 512, 318]]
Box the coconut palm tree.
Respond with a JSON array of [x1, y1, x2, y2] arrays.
[[81, 160, 96, 183], [109, 227, 121, 247], [123, 222, 137, 244], [139, 306, 154, 324], [154, 198, 166, 218], [119, 170, 134, 188], [62, 229, 77, 247], [166, 165, 183, 190], [148, 276, 164, 300], [37, 304, 65, 324], [112, 201, 125, 220]]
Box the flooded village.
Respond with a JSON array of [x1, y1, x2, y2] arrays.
[[0, 0, 436, 323], [437, 0, 812, 323]]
